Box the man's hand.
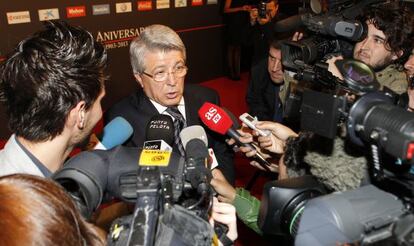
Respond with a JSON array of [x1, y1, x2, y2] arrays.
[[209, 197, 238, 242], [254, 121, 298, 154], [249, 8, 258, 25], [249, 160, 279, 172], [326, 55, 344, 80], [211, 169, 236, 204], [292, 32, 303, 42]]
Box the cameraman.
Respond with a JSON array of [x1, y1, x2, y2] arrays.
[[327, 1, 413, 94]]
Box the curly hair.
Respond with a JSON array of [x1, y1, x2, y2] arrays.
[[362, 1, 414, 68], [0, 21, 107, 142]]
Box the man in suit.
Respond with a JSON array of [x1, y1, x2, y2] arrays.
[[104, 24, 235, 184], [246, 39, 284, 122], [0, 21, 107, 177]]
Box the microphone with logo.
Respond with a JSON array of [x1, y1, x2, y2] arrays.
[[126, 114, 176, 246], [198, 102, 271, 169], [86, 116, 134, 150], [143, 114, 174, 151]]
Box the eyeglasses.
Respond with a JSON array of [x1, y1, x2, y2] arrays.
[[142, 65, 188, 82]]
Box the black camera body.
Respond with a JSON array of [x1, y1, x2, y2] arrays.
[[258, 1, 267, 19], [259, 1, 414, 244], [53, 146, 216, 246]]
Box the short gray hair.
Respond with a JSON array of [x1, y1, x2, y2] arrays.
[[130, 24, 186, 74]]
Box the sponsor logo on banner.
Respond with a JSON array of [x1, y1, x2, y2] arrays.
[[191, 0, 203, 6], [7, 11, 31, 24], [116, 2, 132, 13], [156, 0, 170, 9], [93, 4, 110, 15], [67, 6, 86, 18], [175, 0, 187, 7], [38, 8, 59, 21], [96, 27, 144, 50], [137, 1, 152, 11], [207, 0, 217, 4]]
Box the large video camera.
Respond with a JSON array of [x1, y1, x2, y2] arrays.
[[52, 116, 218, 246], [258, 1, 414, 244], [258, 90, 414, 245], [280, 0, 391, 138]]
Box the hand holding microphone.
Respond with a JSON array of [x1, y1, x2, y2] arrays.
[[198, 103, 272, 169], [254, 121, 298, 154]]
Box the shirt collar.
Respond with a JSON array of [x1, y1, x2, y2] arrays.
[[14, 135, 53, 177], [149, 97, 186, 120]]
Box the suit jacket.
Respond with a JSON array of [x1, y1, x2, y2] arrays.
[[104, 84, 235, 184], [246, 58, 282, 121], [0, 135, 44, 177]]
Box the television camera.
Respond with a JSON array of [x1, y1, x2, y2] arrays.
[[258, 1, 414, 243], [52, 118, 220, 246]]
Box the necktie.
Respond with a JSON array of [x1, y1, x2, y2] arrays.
[[166, 106, 187, 156]]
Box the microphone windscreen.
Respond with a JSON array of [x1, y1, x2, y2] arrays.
[[185, 138, 209, 159], [222, 107, 240, 129], [198, 102, 233, 135], [179, 125, 208, 149], [145, 114, 174, 146], [101, 117, 133, 149]]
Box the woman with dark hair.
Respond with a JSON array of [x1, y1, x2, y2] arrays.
[[0, 174, 105, 246]]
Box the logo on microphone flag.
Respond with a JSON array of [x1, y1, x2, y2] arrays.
[[139, 149, 171, 166]]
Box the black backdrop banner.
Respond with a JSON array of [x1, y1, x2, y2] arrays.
[[0, 0, 226, 139]]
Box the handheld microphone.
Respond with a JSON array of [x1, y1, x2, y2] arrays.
[[88, 117, 134, 150], [198, 102, 271, 168], [143, 114, 174, 151]]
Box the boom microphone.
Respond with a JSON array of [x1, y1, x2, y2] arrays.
[[198, 102, 271, 167], [88, 116, 134, 150]]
